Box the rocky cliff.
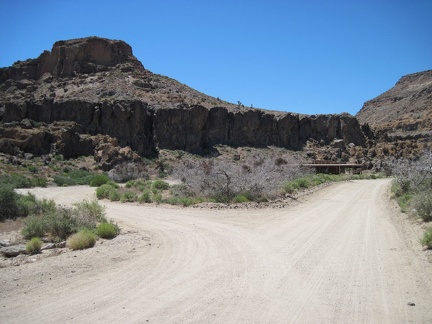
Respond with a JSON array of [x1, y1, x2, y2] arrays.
[[0, 37, 367, 159], [356, 70, 432, 140]]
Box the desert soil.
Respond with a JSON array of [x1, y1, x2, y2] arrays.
[[1, 179, 432, 323]]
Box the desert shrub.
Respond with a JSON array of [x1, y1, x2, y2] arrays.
[[73, 200, 106, 228], [108, 188, 121, 201], [178, 197, 197, 206], [233, 195, 249, 203], [0, 184, 22, 220], [53, 175, 76, 186], [153, 192, 162, 204], [421, 227, 432, 249], [166, 196, 201, 206], [213, 192, 234, 203], [16, 193, 38, 216], [389, 151, 432, 194], [44, 207, 78, 240], [17, 194, 56, 216], [0, 173, 45, 189], [396, 193, 412, 213], [68, 229, 97, 250], [170, 184, 195, 198], [53, 169, 94, 186], [96, 183, 119, 199], [90, 174, 110, 187], [152, 180, 170, 190], [121, 190, 137, 203], [125, 179, 151, 191], [295, 178, 310, 189], [138, 190, 152, 203], [22, 215, 47, 239], [27, 166, 38, 173], [26, 237, 42, 254], [412, 191, 432, 221], [66, 169, 94, 185], [174, 153, 309, 202], [96, 184, 112, 199], [96, 222, 119, 239], [283, 181, 300, 194]]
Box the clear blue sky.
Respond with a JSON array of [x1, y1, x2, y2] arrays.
[[1, 0, 431, 115]]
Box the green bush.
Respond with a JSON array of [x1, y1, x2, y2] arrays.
[[391, 181, 405, 198], [152, 180, 170, 190], [90, 174, 110, 187], [213, 192, 234, 203], [121, 190, 138, 203], [44, 208, 78, 240], [283, 182, 299, 194], [16, 193, 37, 216], [412, 191, 432, 222], [68, 229, 97, 250], [233, 195, 249, 203], [26, 237, 42, 254], [0, 173, 46, 189], [53, 175, 76, 186], [295, 178, 310, 189], [67, 169, 94, 185], [17, 194, 56, 217], [53, 169, 95, 186], [96, 184, 111, 199], [125, 179, 151, 191], [153, 192, 163, 204], [0, 184, 23, 220], [165, 196, 200, 206], [96, 222, 119, 239], [138, 190, 152, 203], [22, 215, 47, 239], [27, 166, 38, 174], [396, 193, 412, 213], [421, 227, 432, 249], [108, 188, 121, 201]]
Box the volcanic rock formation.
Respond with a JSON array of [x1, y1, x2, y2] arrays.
[[0, 37, 367, 160]]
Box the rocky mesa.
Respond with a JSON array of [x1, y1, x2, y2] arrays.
[[0, 37, 367, 162]]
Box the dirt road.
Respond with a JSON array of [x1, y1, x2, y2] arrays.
[[2, 179, 432, 323]]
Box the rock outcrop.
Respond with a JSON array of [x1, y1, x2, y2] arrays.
[[0, 37, 139, 82], [357, 70, 432, 138], [0, 37, 368, 160]]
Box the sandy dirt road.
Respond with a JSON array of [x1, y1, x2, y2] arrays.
[[2, 179, 432, 323]]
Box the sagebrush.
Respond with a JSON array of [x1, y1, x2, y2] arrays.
[[68, 229, 97, 250]]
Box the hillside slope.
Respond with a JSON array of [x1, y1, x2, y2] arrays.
[[356, 70, 432, 140]]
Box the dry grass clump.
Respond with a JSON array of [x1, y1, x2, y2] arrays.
[[67, 229, 97, 250], [26, 237, 42, 254]]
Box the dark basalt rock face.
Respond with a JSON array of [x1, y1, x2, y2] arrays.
[[0, 37, 137, 82], [0, 37, 367, 159]]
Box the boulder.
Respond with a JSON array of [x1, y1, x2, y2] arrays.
[[0, 240, 12, 247], [0, 244, 27, 257], [332, 139, 346, 151]]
